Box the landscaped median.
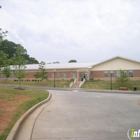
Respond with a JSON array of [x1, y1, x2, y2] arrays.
[[0, 86, 49, 140]]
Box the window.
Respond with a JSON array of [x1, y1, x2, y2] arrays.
[[52, 73, 54, 78], [57, 73, 60, 78], [124, 70, 127, 75], [44, 74, 47, 79], [117, 70, 127, 77], [62, 73, 66, 79], [72, 73, 76, 79], [110, 71, 114, 77], [116, 71, 120, 77], [104, 71, 108, 77], [129, 70, 133, 77]]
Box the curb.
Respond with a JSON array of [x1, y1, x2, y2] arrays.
[[6, 92, 51, 140]]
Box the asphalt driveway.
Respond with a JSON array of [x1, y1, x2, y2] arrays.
[[16, 90, 140, 140]]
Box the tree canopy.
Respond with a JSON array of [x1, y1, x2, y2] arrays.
[[68, 60, 77, 63], [0, 51, 8, 69], [0, 40, 39, 64]]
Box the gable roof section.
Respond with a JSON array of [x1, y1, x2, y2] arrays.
[[91, 56, 140, 71], [92, 56, 140, 68]]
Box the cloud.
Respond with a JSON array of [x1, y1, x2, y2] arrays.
[[0, 0, 140, 62]]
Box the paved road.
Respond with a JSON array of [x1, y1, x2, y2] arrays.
[[15, 90, 140, 140]]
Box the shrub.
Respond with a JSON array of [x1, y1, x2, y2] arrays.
[[90, 78, 94, 82], [70, 78, 74, 82], [116, 70, 129, 86]]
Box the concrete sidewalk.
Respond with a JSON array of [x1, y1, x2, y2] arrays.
[[6, 92, 53, 140], [13, 92, 55, 140]]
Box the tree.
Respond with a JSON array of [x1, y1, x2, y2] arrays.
[[0, 6, 8, 41], [12, 45, 26, 87], [2, 66, 11, 80], [2, 57, 12, 80], [38, 61, 47, 80], [24, 54, 39, 64], [0, 40, 26, 60], [0, 29, 8, 41], [116, 70, 129, 86], [0, 40, 39, 64], [34, 72, 41, 80], [68, 60, 77, 63], [0, 51, 8, 70]]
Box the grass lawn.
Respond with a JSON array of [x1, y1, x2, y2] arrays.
[[81, 80, 140, 91], [0, 79, 71, 88], [0, 86, 49, 140]]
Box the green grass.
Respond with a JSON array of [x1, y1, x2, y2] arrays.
[[0, 86, 49, 140], [0, 79, 71, 88], [81, 80, 140, 90]]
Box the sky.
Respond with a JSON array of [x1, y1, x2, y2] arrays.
[[0, 0, 140, 63]]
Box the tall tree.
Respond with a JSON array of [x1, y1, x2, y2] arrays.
[[13, 45, 26, 87], [0, 29, 8, 41], [24, 54, 39, 64], [0, 40, 26, 60], [0, 40, 38, 64], [0, 7, 8, 41]]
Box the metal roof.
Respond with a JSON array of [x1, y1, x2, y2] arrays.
[[5, 56, 140, 70], [24, 62, 99, 70]]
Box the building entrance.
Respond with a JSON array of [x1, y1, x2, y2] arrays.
[[80, 73, 86, 81]]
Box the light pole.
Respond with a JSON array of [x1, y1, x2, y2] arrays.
[[54, 70, 55, 87], [110, 73, 112, 90]]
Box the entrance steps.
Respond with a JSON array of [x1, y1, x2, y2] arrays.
[[71, 81, 81, 88]]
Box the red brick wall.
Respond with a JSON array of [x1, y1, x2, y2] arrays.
[[21, 70, 140, 80], [92, 71, 104, 78], [48, 71, 77, 79], [24, 71, 77, 79], [25, 72, 36, 78], [133, 70, 140, 77], [91, 70, 140, 79]]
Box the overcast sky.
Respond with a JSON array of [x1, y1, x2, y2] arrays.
[[0, 0, 140, 63]]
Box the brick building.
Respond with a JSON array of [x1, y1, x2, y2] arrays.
[[1, 56, 140, 81]]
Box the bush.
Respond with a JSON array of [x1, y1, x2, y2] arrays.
[[70, 78, 74, 82], [116, 70, 129, 86], [90, 78, 94, 82]]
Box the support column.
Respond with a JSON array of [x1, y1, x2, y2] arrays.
[[77, 71, 79, 81]]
